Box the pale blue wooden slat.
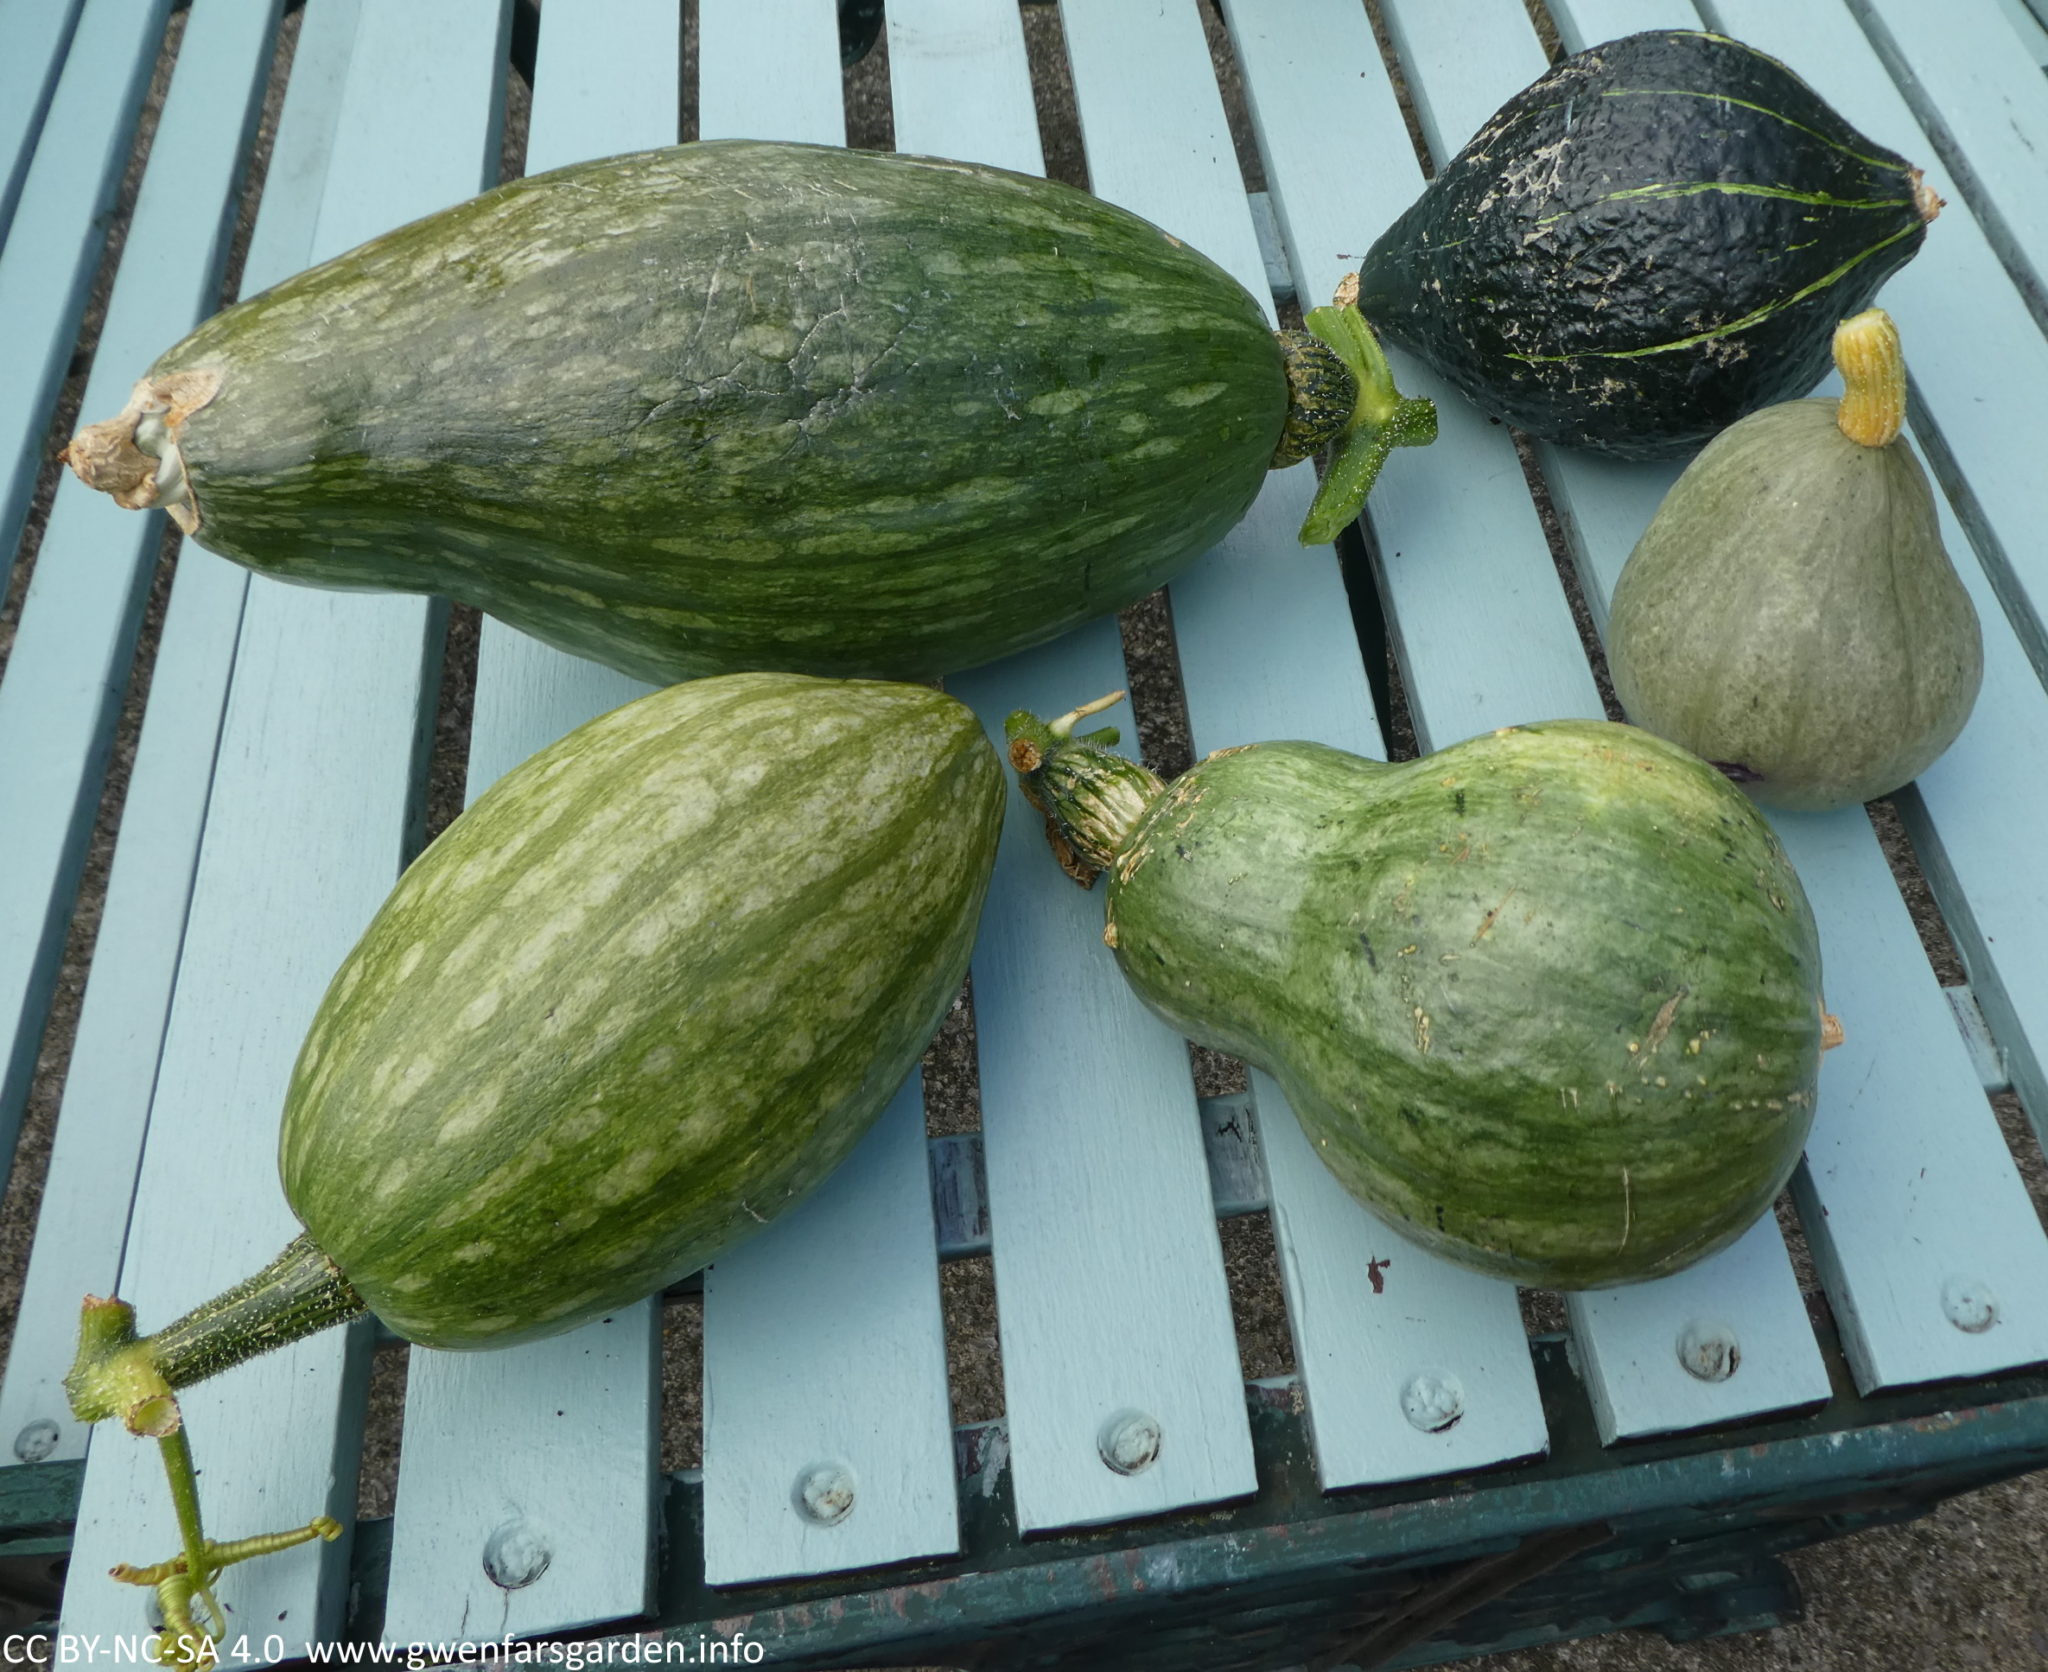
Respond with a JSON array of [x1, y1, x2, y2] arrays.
[[1903, 486, 2048, 1129], [380, 0, 675, 1643], [1069, 0, 1547, 1490], [0, 0, 87, 251], [0, 553, 249, 1470], [1994, 0, 2048, 66], [1258, 1068, 1548, 1480], [1853, 0, 2048, 330], [887, 0, 1044, 173], [0, 0, 294, 1463], [1071, 0, 1383, 765], [0, 0, 173, 595], [1254, 0, 1832, 1441], [61, 600, 440, 1659], [1545, 0, 1695, 52], [1564, 1217, 1827, 1443], [697, 0, 843, 146], [62, 2, 513, 1656], [948, 654, 1257, 1532], [1775, 809, 2048, 1390], [0, 0, 278, 1158], [703, 1083, 958, 1582], [692, 0, 1039, 1588], [1537, 0, 2048, 1392]]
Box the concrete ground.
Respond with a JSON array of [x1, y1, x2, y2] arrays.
[[2, 2, 2044, 1667]]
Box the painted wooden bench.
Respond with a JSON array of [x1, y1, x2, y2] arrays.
[[4, 0, 2047, 1665]]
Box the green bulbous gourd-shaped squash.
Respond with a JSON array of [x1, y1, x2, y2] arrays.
[[1607, 310, 1982, 810], [1006, 698, 1836, 1291]]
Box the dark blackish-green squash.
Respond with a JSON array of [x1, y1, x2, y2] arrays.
[[1007, 700, 1834, 1290], [61, 140, 1403, 680], [1356, 30, 1940, 457]]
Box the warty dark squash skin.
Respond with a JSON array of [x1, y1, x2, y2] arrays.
[[1356, 30, 1941, 457], [1009, 704, 1833, 1290], [61, 140, 1403, 680]]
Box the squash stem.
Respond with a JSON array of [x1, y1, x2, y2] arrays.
[[1296, 298, 1438, 544], [65, 1235, 367, 1427], [1832, 309, 1906, 449], [1005, 702, 1164, 883]]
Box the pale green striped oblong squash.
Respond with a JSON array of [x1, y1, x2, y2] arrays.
[[275, 673, 1003, 1349], [62, 140, 1342, 681]]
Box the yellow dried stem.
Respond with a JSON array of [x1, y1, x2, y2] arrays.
[[1833, 309, 1907, 449]]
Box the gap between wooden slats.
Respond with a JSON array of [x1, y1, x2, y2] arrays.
[[1237, 0, 1831, 1444], [0, 0, 179, 1169], [694, 0, 961, 1589], [1540, 0, 2048, 1390], [377, 0, 673, 1644], [0, 0, 299, 1466], [60, 3, 509, 1659]]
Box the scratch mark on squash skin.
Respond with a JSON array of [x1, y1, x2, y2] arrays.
[[1471, 886, 1518, 944], [1643, 986, 1690, 1056]]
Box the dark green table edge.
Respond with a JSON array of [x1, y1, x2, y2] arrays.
[[12, 1316, 2042, 1669]]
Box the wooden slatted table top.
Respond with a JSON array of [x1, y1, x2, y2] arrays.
[[1, 0, 2045, 1663]]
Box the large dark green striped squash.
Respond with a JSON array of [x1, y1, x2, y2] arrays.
[[1006, 706, 1831, 1289], [67, 675, 1004, 1415], [62, 140, 1361, 681], [1356, 30, 1940, 458], [286, 673, 1002, 1347]]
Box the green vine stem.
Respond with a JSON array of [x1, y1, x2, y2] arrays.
[[1295, 297, 1438, 545], [66, 1235, 367, 1427], [70, 1243, 360, 1667], [158, 1424, 228, 1646], [110, 1417, 342, 1671]]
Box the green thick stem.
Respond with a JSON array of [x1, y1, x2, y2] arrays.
[[66, 1235, 368, 1427], [1005, 696, 1166, 882], [1296, 301, 1438, 544]]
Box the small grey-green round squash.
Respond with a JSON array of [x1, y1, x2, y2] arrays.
[[1606, 310, 1981, 811]]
